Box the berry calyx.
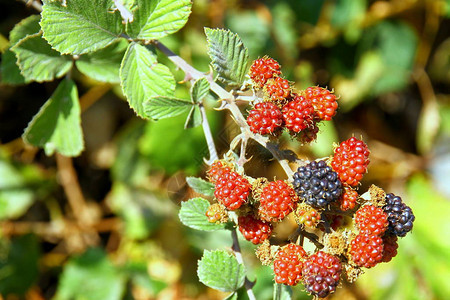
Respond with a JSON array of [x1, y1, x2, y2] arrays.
[[214, 171, 251, 210], [273, 244, 307, 286], [207, 160, 233, 184], [238, 215, 273, 245], [383, 193, 415, 237], [331, 137, 370, 187], [246, 102, 283, 135], [355, 205, 389, 236], [304, 86, 338, 121], [265, 77, 291, 102], [338, 186, 359, 211], [258, 180, 299, 222], [249, 57, 282, 88], [281, 94, 315, 133], [348, 233, 384, 268], [293, 160, 343, 208], [302, 251, 342, 298]]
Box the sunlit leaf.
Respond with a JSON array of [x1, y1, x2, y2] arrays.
[[75, 39, 128, 83], [41, 0, 123, 54], [125, 0, 192, 40], [11, 33, 72, 82], [143, 96, 192, 120], [179, 197, 226, 231], [205, 28, 249, 86], [197, 250, 246, 292], [185, 177, 214, 197], [22, 79, 84, 156], [120, 43, 175, 118]]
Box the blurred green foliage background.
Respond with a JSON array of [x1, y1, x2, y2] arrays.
[[1, 0, 450, 299]]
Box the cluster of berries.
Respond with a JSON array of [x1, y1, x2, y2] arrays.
[[206, 160, 299, 245], [246, 57, 338, 142], [273, 244, 342, 298], [198, 58, 415, 298]]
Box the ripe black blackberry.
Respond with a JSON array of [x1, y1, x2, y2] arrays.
[[293, 160, 343, 208], [383, 193, 415, 237]]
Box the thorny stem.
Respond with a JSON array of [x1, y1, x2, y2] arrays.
[[231, 228, 257, 300], [152, 40, 296, 178], [199, 103, 218, 164]]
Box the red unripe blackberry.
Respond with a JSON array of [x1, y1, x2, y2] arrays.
[[282, 94, 315, 133], [265, 77, 291, 102], [207, 160, 233, 184], [331, 137, 370, 187], [273, 244, 307, 286], [246, 102, 283, 135], [381, 234, 398, 263], [383, 193, 415, 237], [339, 186, 358, 211], [296, 122, 319, 144], [238, 215, 273, 245], [249, 57, 282, 88], [214, 171, 251, 210], [355, 205, 388, 236], [304, 86, 338, 121], [302, 251, 342, 298], [349, 233, 384, 268], [258, 180, 299, 222]]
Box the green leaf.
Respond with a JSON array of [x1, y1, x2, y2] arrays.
[[9, 15, 41, 45], [0, 49, 27, 85], [273, 282, 292, 300], [55, 248, 126, 300], [22, 79, 84, 156], [179, 198, 226, 231], [75, 39, 128, 83], [184, 106, 202, 129], [143, 96, 192, 120], [197, 250, 246, 292], [126, 0, 192, 40], [40, 0, 123, 55], [0, 235, 40, 295], [0, 158, 34, 220], [185, 177, 215, 197], [120, 43, 176, 118], [205, 28, 249, 86], [190, 77, 210, 104], [1, 15, 41, 84], [11, 33, 72, 82]]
